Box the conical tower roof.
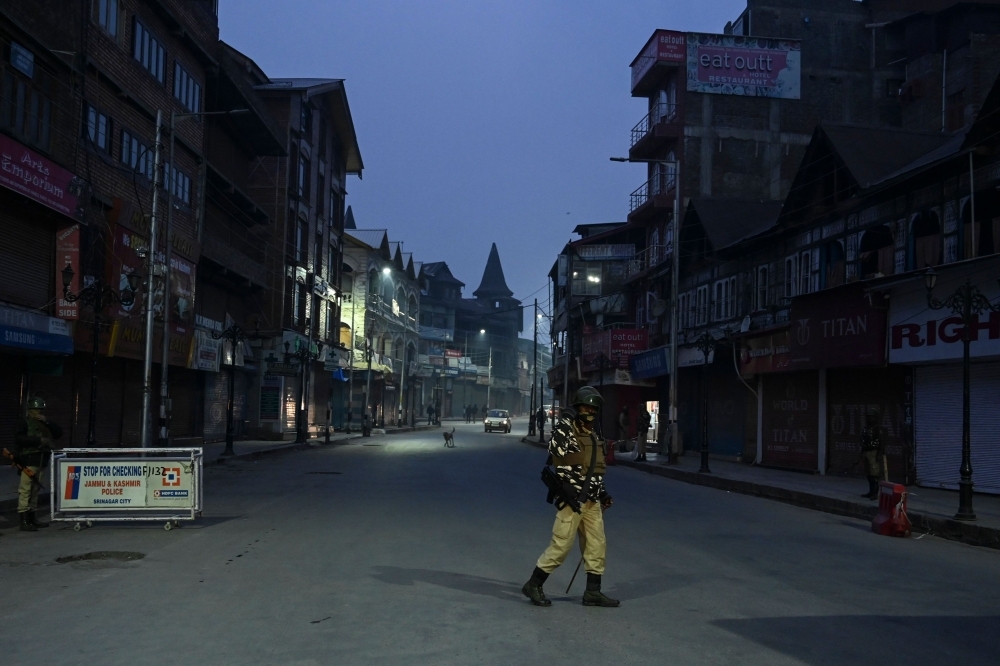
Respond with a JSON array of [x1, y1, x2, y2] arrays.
[[473, 243, 513, 299], [344, 205, 356, 229]]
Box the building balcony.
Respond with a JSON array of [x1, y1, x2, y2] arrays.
[[623, 243, 672, 282], [628, 171, 677, 225], [629, 102, 681, 159]]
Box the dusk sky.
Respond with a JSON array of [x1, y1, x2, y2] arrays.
[[219, 1, 747, 340]]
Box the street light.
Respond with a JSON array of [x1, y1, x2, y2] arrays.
[[925, 268, 1000, 521], [62, 264, 141, 447], [284, 336, 324, 444], [211, 320, 260, 456], [689, 331, 721, 474], [611, 155, 681, 464]]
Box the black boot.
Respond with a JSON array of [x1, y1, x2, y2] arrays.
[[19, 512, 37, 532], [582, 573, 619, 607], [867, 476, 880, 500], [28, 511, 49, 528], [521, 567, 552, 607]]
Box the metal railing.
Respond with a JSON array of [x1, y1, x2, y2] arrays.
[[623, 243, 672, 279], [629, 170, 677, 212], [630, 102, 678, 148]]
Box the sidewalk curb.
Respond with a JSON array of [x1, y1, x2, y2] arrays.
[[519, 436, 1000, 551], [615, 458, 1000, 551]]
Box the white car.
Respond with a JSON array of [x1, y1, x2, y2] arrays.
[[484, 409, 511, 433]]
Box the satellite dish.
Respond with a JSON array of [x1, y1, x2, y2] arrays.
[[740, 315, 751, 333], [651, 298, 668, 317]]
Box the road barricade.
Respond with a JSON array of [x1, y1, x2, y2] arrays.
[[50, 448, 203, 531], [871, 481, 911, 538]]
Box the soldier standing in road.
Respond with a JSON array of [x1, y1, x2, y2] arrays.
[[14, 397, 62, 531], [535, 405, 547, 442], [635, 405, 651, 462], [522, 386, 619, 608], [859, 412, 885, 500], [616, 405, 629, 452]]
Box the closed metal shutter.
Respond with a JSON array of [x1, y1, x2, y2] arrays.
[[0, 201, 54, 309], [169, 368, 198, 438], [915, 363, 1000, 495], [0, 358, 25, 452]]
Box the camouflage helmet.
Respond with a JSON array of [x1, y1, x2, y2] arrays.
[[27, 396, 46, 410], [572, 386, 603, 409]]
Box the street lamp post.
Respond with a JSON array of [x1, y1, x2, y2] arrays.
[[211, 321, 259, 456], [158, 108, 250, 447], [924, 268, 1000, 521], [690, 331, 719, 475], [61, 265, 140, 447], [284, 337, 324, 444], [363, 335, 373, 436]]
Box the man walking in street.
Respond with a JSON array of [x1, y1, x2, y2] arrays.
[[426, 403, 434, 426], [14, 397, 62, 531], [535, 405, 547, 443], [859, 412, 886, 499], [522, 386, 619, 608], [635, 405, 651, 462], [616, 405, 630, 452]]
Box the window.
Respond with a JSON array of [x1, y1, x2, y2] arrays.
[[93, 0, 119, 38], [327, 244, 335, 281], [292, 282, 305, 327], [799, 250, 818, 295], [330, 190, 342, 229], [162, 162, 191, 204], [727, 276, 736, 318], [713, 278, 736, 321], [298, 156, 310, 200], [300, 102, 312, 137], [784, 255, 798, 299], [696, 285, 709, 326], [121, 129, 153, 179], [173, 62, 201, 113], [636, 295, 645, 326], [1, 69, 52, 151], [754, 265, 769, 311], [84, 103, 111, 154], [315, 237, 323, 274], [317, 169, 325, 217], [295, 220, 307, 263], [133, 19, 166, 83], [572, 265, 601, 296]]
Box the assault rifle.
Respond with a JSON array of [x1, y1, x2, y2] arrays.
[[2, 448, 45, 490]]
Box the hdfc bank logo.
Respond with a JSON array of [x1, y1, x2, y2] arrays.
[[163, 468, 181, 487]]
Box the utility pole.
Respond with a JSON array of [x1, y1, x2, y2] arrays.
[[562, 252, 572, 411], [486, 346, 493, 410], [668, 160, 681, 463], [158, 111, 177, 447], [529, 299, 538, 435], [140, 111, 164, 449]]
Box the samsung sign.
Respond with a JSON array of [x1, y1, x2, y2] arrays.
[[630, 346, 670, 379]]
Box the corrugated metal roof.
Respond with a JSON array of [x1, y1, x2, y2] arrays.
[[254, 78, 344, 91], [346, 229, 386, 249]]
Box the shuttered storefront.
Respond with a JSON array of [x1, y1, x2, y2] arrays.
[[826, 367, 912, 482], [915, 363, 1000, 494], [0, 200, 53, 310], [0, 360, 25, 452], [760, 371, 819, 471]]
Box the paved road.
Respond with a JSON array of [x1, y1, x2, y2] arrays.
[[1, 423, 997, 665]]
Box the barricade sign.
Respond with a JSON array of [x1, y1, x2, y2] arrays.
[[50, 448, 203, 531]]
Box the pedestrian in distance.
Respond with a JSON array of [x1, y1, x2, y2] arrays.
[[616, 405, 629, 452], [473, 404, 479, 422], [859, 412, 886, 500], [535, 405, 547, 443], [426, 403, 434, 426], [14, 396, 62, 531], [636, 405, 651, 462], [522, 386, 619, 608]]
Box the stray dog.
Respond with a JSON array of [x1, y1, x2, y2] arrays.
[[443, 427, 456, 448]]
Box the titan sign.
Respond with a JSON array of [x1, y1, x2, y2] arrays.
[[888, 264, 1000, 363], [686, 33, 801, 99]]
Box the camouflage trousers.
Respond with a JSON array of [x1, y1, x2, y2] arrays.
[[17, 465, 42, 513]]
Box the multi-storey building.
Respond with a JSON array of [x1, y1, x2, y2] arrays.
[[341, 218, 420, 429], [0, 1, 363, 450]]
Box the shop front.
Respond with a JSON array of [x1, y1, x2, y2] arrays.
[[888, 260, 1000, 494]]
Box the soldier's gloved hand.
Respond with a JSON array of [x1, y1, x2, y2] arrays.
[[600, 495, 613, 510]]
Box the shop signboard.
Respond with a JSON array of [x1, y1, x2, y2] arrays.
[[630, 346, 671, 379], [445, 349, 461, 358], [686, 32, 801, 99], [582, 328, 648, 370], [679, 345, 716, 368], [631, 30, 686, 91], [55, 224, 80, 319], [259, 376, 282, 421], [761, 371, 819, 471], [0, 133, 85, 220], [0, 305, 72, 354], [788, 285, 887, 370], [889, 265, 1000, 363], [739, 328, 790, 375]]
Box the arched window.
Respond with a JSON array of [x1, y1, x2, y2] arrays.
[[339, 323, 352, 348], [823, 240, 845, 288], [859, 225, 894, 278], [910, 211, 941, 269], [650, 229, 660, 266]]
